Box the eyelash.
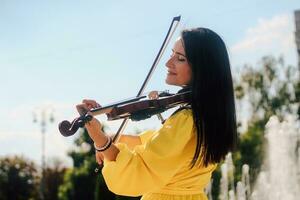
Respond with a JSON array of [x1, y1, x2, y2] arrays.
[[170, 54, 186, 62], [178, 57, 186, 62]]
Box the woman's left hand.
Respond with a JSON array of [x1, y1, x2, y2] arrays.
[[76, 99, 120, 162], [76, 99, 105, 143]]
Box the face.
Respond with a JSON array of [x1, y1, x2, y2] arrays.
[[165, 38, 192, 86]]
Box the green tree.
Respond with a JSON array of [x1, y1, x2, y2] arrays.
[[233, 56, 299, 185], [211, 56, 299, 199], [44, 159, 67, 200], [0, 156, 40, 200], [235, 56, 299, 123], [58, 128, 116, 200]]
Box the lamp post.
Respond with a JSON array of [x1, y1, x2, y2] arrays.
[[295, 10, 300, 75], [33, 106, 55, 200]]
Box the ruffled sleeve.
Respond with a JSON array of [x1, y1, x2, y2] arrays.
[[102, 109, 195, 196], [139, 130, 155, 145]]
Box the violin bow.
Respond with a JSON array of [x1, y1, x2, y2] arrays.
[[112, 16, 181, 143]]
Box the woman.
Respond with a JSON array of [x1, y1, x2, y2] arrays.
[[77, 28, 237, 200]]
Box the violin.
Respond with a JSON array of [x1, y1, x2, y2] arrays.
[[58, 89, 191, 137], [58, 16, 182, 142]]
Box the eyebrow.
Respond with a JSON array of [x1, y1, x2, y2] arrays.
[[172, 49, 186, 58]]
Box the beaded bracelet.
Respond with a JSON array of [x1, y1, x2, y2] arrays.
[[94, 136, 112, 152]]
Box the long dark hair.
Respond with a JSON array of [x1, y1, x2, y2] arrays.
[[181, 28, 237, 167]]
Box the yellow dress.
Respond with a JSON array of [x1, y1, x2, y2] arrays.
[[102, 109, 217, 200]]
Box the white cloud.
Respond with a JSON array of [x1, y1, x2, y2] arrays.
[[230, 13, 297, 67]]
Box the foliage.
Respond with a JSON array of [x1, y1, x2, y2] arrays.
[[234, 121, 265, 183], [211, 56, 299, 199], [59, 128, 96, 199], [0, 156, 40, 200], [43, 159, 67, 200], [58, 128, 120, 200], [232, 56, 299, 190], [235, 56, 299, 123], [211, 166, 221, 200]]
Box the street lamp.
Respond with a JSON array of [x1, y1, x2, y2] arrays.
[[33, 106, 55, 200]]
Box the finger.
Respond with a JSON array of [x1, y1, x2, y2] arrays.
[[87, 104, 93, 110], [95, 153, 103, 165], [99, 153, 104, 160], [97, 152, 104, 163], [96, 152, 104, 160], [76, 104, 89, 115], [82, 99, 94, 108], [82, 99, 99, 109]]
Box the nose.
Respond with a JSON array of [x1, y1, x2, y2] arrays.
[[165, 56, 173, 69]]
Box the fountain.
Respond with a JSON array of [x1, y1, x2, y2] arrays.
[[251, 115, 300, 200], [209, 114, 300, 200], [217, 152, 251, 200]]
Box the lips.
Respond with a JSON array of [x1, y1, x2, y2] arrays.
[[167, 71, 176, 75]]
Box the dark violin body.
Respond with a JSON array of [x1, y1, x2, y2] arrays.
[[108, 90, 191, 121], [58, 90, 191, 137]]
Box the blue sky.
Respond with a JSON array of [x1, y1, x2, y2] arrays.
[[0, 0, 299, 166]]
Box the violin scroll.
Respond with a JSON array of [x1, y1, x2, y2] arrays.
[[59, 113, 93, 137]]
